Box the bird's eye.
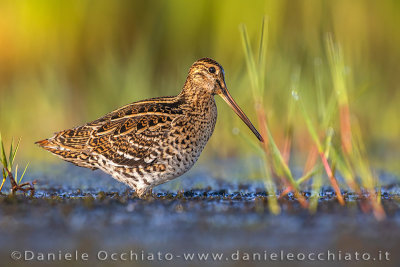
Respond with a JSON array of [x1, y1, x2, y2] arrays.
[[208, 67, 216, 73]]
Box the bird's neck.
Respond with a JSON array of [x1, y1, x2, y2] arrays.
[[179, 79, 214, 109]]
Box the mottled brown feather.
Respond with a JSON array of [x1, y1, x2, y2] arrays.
[[36, 96, 187, 169]]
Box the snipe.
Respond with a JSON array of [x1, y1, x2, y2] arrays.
[[36, 58, 263, 198]]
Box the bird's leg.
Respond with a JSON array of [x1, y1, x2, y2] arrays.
[[136, 188, 153, 200], [144, 189, 153, 200]]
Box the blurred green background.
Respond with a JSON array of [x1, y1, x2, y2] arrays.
[[0, 0, 399, 172]]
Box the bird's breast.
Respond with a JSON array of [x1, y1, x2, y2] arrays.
[[156, 97, 218, 181]]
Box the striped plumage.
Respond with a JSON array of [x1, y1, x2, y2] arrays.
[[37, 58, 263, 198]]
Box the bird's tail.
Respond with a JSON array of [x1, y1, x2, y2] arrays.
[[35, 138, 52, 148], [35, 137, 97, 170]]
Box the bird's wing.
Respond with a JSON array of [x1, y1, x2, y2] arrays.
[[37, 96, 187, 169]]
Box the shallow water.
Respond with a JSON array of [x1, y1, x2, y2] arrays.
[[1, 163, 399, 267]]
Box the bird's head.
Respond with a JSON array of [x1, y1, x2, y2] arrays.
[[183, 58, 263, 142], [187, 57, 226, 96]]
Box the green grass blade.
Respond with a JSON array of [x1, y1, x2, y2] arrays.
[[296, 164, 322, 185], [314, 58, 325, 121], [14, 164, 19, 184], [296, 93, 323, 152], [239, 24, 260, 100], [0, 134, 8, 169], [257, 16, 268, 98], [10, 138, 21, 168], [19, 162, 30, 184], [237, 130, 266, 157], [326, 33, 348, 105], [9, 138, 14, 169], [309, 170, 323, 213], [265, 127, 298, 190], [324, 127, 334, 158], [258, 16, 268, 65]]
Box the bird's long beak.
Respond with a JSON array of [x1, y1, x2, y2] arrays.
[[218, 80, 264, 142]]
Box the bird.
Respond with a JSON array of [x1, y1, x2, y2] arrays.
[[36, 58, 263, 198]]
